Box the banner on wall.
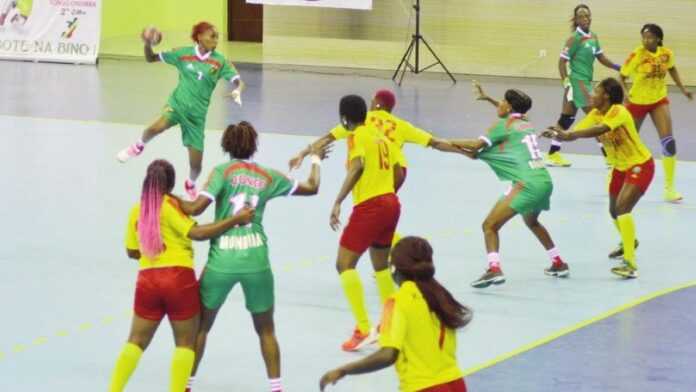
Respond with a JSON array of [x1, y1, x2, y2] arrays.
[[0, 0, 101, 64], [246, 0, 371, 10]]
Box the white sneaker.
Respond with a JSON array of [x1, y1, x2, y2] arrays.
[[116, 143, 144, 163]]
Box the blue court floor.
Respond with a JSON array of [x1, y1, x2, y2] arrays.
[[1, 59, 696, 391]]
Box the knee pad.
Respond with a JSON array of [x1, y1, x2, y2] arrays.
[[558, 114, 576, 130], [661, 136, 676, 156]]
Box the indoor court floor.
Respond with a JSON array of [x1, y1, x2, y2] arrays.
[[1, 59, 695, 391]]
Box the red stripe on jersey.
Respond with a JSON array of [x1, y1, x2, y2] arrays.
[[178, 55, 222, 69], [223, 162, 274, 184]]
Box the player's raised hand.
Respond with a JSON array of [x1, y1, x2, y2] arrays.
[[472, 80, 487, 101], [682, 88, 693, 101], [311, 142, 333, 161], [330, 203, 342, 231], [228, 89, 243, 106], [288, 154, 305, 171], [319, 368, 346, 391]]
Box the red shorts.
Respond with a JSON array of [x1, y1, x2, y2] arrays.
[[609, 158, 655, 197], [134, 266, 200, 321], [419, 378, 467, 392], [340, 193, 401, 253], [626, 97, 669, 119]]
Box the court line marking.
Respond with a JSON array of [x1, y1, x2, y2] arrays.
[[462, 279, 696, 376], [2, 114, 696, 163]]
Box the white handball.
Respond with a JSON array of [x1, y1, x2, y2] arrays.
[[141, 26, 162, 46]]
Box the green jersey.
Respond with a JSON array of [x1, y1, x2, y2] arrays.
[[160, 45, 239, 118], [560, 27, 602, 81], [477, 115, 551, 185], [201, 160, 297, 273]]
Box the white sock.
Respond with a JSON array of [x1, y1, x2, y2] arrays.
[[269, 377, 282, 392], [487, 252, 501, 269], [550, 140, 562, 148], [546, 247, 560, 262]]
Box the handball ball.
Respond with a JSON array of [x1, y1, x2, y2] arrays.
[[142, 26, 162, 46]]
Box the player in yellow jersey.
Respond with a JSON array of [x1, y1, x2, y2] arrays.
[[545, 78, 654, 279], [619, 24, 693, 202], [320, 237, 472, 392], [328, 95, 406, 352], [109, 160, 254, 392]]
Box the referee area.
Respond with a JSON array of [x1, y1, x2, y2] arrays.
[[1, 59, 696, 391]]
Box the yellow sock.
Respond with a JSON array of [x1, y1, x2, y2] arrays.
[[617, 214, 637, 268], [109, 343, 143, 392], [339, 269, 370, 334], [613, 219, 621, 236], [170, 347, 195, 392], [391, 232, 403, 248], [663, 156, 676, 190], [374, 269, 395, 304]]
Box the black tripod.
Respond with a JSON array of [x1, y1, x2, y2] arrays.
[[392, 0, 456, 85]]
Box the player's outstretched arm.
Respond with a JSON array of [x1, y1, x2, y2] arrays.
[[289, 133, 337, 170], [188, 207, 255, 241], [319, 348, 399, 391], [429, 137, 471, 154], [668, 67, 693, 100], [171, 195, 212, 217], [293, 143, 332, 196], [543, 124, 609, 141], [450, 138, 487, 159], [597, 53, 621, 71]]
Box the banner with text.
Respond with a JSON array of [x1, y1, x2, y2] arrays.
[[0, 0, 101, 64], [246, 0, 371, 10]]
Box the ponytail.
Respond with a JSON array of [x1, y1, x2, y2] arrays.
[[137, 160, 175, 259], [391, 237, 473, 329]]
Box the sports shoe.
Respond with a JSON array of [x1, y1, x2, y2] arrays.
[[664, 189, 683, 203], [471, 267, 505, 288], [184, 179, 198, 200], [116, 143, 144, 163], [608, 239, 639, 259], [611, 261, 638, 279], [545, 152, 572, 167], [341, 327, 377, 352], [544, 260, 569, 277]]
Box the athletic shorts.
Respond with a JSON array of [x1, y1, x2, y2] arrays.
[[566, 78, 592, 110], [162, 105, 206, 152], [626, 97, 670, 120], [504, 180, 553, 216], [340, 193, 401, 254], [134, 266, 200, 321], [419, 378, 467, 392], [609, 158, 655, 197], [199, 268, 274, 314]]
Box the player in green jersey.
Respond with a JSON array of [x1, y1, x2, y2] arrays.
[[453, 85, 568, 288], [117, 22, 245, 201], [546, 4, 621, 167], [176, 121, 329, 392]]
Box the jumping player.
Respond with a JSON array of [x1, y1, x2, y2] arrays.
[[619, 23, 693, 202], [116, 22, 244, 200], [451, 87, 568, 288], [545, 78, 654, 279], [108, 159, 254, 392], [320, 237, 472, 392], [175, 122, 329, 392], [546, 4, 621, 167]]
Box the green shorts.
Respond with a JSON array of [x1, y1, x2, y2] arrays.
[[199, 268, 274, 314], [566, 78, 592, 110], [162, 105, 205, 152], [505, 180, 553, 216]]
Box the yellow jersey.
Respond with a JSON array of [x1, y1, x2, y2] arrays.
[[125, 195, 197, 270], [620, 46, 675, 105], [379, 281, 463, 392], [347, 124, 402, 205], [331, 110, 432, 167], [576, 105, 652, 171]]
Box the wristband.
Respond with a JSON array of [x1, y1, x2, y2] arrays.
[[310, 155, 322, 165], [612, 63, 621, 71]]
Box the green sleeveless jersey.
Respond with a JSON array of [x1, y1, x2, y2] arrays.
[[560, 27, 603, 81]]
